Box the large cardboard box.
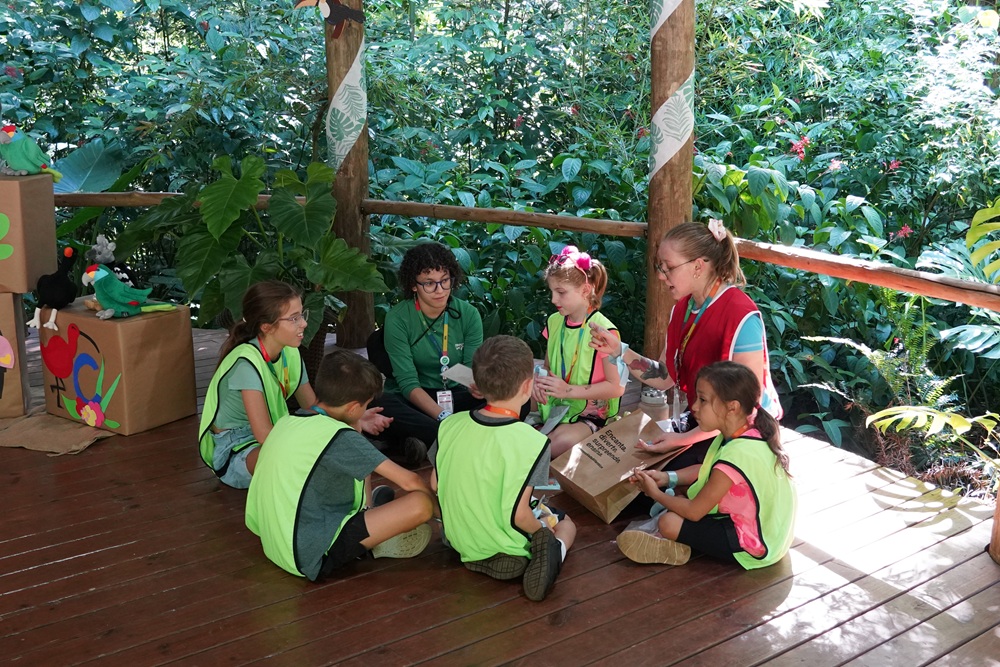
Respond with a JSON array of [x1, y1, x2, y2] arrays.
[[39, 297, 196, 435], [0, 175, 57, 293], [0, 294, 30, 418]]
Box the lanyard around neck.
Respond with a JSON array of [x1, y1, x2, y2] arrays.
[[677, 280, 723, 368], [416, 302, 451, 375], [258, 337, 289, 399], [558, 312, 591, 382], [484, 405, 520, 419]]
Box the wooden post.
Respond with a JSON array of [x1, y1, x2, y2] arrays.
[[990, 498, 1000, 565], [325, 0, 373, 349], [645, 0, 695, 355]]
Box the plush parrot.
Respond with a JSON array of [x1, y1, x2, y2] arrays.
[[0, 125, 63, 182], [81, 264, 175, 319]]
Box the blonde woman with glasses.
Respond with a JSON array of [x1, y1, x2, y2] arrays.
[[591, 221, 782, 470]]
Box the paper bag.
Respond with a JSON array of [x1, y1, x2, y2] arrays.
[[550, 410, 685, 523]]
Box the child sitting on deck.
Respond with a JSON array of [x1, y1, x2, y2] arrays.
[[431, 335, 577, 601], [617, 361, 796, 569], [246, 350, 435, 581]]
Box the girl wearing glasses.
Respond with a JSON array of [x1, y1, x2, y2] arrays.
[[534, 246, 625, 457], [199, 280, 389, 488], [590, 221, 782, 468], [372, 243, 485, 463]]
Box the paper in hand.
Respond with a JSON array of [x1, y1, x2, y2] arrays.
[[441, 363, 475, 387]]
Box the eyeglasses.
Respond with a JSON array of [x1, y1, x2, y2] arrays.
[[277, 309, 309, 325], [654, 258, 697, 278], [416, 276, 453, 293]]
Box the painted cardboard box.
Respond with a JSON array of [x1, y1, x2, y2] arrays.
[[0, 294, 30, 418], [39, 297, 196, 435], [0, 175, 57, 293]]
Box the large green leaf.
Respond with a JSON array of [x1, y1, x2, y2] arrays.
[[52, 139, 124, 193], [56, 161, 146, 238], [175, 224, 243, 297], [306, 235, 387, 293], [269, 183, 336, 246], [198, 156, 266, 241]]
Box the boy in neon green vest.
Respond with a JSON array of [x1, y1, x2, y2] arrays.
[[431, 335, 578, 601], [246, 350, 436, 581]]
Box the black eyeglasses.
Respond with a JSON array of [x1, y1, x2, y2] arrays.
[[416, 276, 453, 293], [654, 258, 697, 278]]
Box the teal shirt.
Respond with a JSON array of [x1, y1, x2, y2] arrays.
[[382, 297, 483, 396], [215, 339, 308, 430]]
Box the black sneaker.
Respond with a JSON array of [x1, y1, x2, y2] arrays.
[[523, 527, 562, 601], [371, 485, 395, 508], [465, 553, 529, 580], [403, 437, 428, 468]]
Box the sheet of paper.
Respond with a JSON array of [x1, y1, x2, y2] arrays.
[[441, 363, 475, 387]]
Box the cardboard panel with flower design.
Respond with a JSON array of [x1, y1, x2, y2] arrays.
[[0, 293, 30, 418], [0, 175, 57, 293], [39, 298, 196, 435]]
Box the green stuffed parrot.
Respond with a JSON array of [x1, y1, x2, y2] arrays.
[[0, 125, 63, 182], [81, 264, 175, 319]]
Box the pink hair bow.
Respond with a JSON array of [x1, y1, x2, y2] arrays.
[[550, 245, 592, 272], [708, 218, 727, 242]]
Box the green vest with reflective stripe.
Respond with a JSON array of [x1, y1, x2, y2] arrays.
[[245, 413, 355, 578], [540, 310, 620, 423], [436, 411, 549, 562], [688, 434, 796, 569], [198, 343, 303, 470]]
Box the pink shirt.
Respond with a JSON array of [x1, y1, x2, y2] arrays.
[[715, 428, 766, 558]]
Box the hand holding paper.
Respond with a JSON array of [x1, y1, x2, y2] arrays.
[[441, 363, 475, 388]]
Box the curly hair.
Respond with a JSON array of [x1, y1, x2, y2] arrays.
[[398, 242, 464, 295]]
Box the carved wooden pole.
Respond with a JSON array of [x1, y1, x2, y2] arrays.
[[990, 499, 1000, 565], [325, 0, 373, 348], [645, 0, 695, 355]]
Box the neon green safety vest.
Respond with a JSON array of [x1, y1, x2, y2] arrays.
[[245, 413, 354, 578], [688, 434, 797, 569], [198, 343, 302, 472], [539, 310, 620, 424], [436, 412, 549, 562]]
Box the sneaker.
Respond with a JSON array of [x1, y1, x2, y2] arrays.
[[522, 527, 562, 601], [402, 437, 428, 468], [372, 523, 432, 559], [465, 553, 529, 580], [616, 530, 691, 565], [371, 485, 395, 508]]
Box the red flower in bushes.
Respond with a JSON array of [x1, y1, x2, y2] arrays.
[[513, 115, 525, 129], [4, 65, 22, 79], [887, 159, 901, 171], [790, 136, 810, 160], [636, 127, 648, 138], [893, 225, 913, 240]]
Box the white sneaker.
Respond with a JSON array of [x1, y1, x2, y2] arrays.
[[372, 523, 432, 559]]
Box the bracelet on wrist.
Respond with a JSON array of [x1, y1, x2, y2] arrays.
[[666, 470, 679, 489], [437, 410, 452, 422]]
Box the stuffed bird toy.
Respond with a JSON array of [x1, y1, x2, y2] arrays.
[[81, 264, 175, 320], [28, 246, 78, 331], [0, 124, 62, 182]]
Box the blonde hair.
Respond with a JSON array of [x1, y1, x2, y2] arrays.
[[662, 222, 745, 285]]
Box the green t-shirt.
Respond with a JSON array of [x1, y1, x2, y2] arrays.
[[382, 297, 483, 396]]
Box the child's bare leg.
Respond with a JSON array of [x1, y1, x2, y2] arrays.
[[245, 446, 260, 475], [549, 422, 594, 458], [361, 492, 434, 548], [657, 511, 684, 540], [552, 515, 577, 552]]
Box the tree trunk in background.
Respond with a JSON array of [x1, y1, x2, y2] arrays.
[[326, 0, 373, 350], [645, 0, 695, 356]]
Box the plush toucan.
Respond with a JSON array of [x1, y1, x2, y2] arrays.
[[293, 0, 364, 38], [81, 264, 175, 319], [28, 246, 78, 331]]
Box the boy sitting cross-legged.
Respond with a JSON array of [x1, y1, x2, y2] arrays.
[[246, 349, 436, 581], [430, 335, 577, 601]]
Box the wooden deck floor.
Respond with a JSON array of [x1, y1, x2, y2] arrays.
[[3, 329, 999, 666]]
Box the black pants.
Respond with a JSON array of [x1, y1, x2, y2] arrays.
[[372, 386, 485, 445]]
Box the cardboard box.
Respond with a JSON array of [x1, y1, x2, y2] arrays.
[[39, 297, 196, 435], [551, 410, 684, 523], [0, 294, 30, 418], [0, 175, 57, 293]]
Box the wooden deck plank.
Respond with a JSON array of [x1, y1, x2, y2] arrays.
[[924, 626, 1000, 667], [0, 327, 996, 666]]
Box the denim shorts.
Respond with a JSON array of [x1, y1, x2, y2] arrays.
[[212, 424, 258, 489]]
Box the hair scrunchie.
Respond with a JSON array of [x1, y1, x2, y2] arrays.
[[708, 218, 727, 242]]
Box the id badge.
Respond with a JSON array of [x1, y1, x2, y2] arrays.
[[436, 390, 454, 414]]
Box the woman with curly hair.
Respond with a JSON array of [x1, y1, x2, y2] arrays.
[[370, 242, 485, 463]]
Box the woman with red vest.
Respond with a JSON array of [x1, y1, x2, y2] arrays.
[[591, 220, 782, 467]]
